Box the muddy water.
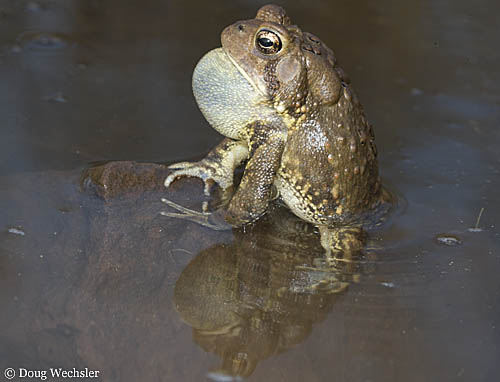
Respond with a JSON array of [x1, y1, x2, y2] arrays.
[[0, 1, 499, 381]]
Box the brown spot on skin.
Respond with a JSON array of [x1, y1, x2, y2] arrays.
[[336, 205, 343, 215], [354, 166, 359, 174], [331, 185, 340, 199], [333, 172, 339, 179], [327, 154, 333, 163]]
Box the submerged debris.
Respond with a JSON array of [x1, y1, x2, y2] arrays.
[[468, 207, 484, 232], [435, 234, 462, 246]]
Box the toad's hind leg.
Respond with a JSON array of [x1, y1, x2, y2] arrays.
[[164, 138, 248, 195]]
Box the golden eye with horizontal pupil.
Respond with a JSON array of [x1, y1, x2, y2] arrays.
[[256, 30, 282, 54]]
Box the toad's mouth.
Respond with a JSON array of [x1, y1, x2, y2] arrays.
[[221, 47, 265, 97]]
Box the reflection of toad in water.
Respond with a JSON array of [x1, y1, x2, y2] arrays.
[[173, 206, 367, 380]]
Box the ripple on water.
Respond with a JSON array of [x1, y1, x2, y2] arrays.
[[16, 30, 71, 51]]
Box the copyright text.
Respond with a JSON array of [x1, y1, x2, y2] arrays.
[[3, 367, 99, 380]]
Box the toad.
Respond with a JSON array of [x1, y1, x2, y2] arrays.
[[162, 4, 391, 254]]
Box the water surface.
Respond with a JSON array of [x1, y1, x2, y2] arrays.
[[0, 1, 499, 381]]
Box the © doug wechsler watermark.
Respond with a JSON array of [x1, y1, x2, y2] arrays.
[[3, 367, 100, 380]]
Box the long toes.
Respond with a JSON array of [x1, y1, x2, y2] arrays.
[[161, 198, 209, 215], [202, 181, 212, 196], [167, 162, 191, 170], [160, 211, 197, 219], [164, 172, 214, 195], [164, 175, 176, 188], [164, 173, 188, 188], [160, 210, 212, 228], [160, 198, 231, 231], [164, 172, 196, 188]]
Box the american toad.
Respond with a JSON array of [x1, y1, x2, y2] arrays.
[[162, 4, 390, 254]]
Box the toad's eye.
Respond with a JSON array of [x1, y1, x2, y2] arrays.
[[256, 30, 282, 54]]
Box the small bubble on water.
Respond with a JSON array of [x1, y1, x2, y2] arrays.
[[43, 91, 67, 103], [468, 227, 483, 233], [8, 227, 25, 236], [380, 281, 395, 288]]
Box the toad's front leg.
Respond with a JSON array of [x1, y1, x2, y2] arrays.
[[161, 122, 285, 229], [164, 138, 248, 195], [224, 123, 286, 225], [161, 138, 248, 230]]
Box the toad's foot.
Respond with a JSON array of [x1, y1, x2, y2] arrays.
[[165, 159, 234, 196], [293, 264, 350, 294], [160, 197, 232, 231]]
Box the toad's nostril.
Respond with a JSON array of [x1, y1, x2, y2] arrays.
[[238, 24, 245, 32]]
